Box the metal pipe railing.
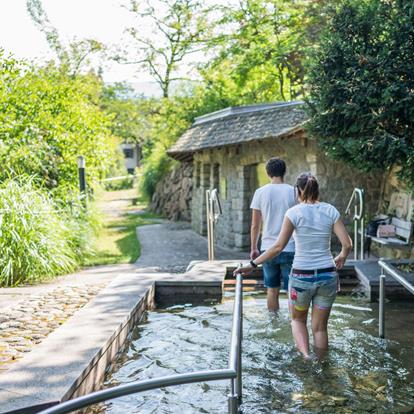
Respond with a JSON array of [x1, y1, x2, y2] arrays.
[[378, 259, 414, 338], [206, 188, 222, 261], [345, 188, 365, 260], [39, 273, 243, 414]]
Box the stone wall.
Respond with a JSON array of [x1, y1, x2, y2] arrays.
[[150, 162, 193, 221], [191, 131, 383, 251]]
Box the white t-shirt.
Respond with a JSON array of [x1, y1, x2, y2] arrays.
[[285, 202, 340, 269], [250, 183, 296, 252]]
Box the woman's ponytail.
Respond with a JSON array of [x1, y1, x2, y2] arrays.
[[296, 173, 320, 202]]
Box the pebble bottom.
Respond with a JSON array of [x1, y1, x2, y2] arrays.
[[0, 284, 105, 372]]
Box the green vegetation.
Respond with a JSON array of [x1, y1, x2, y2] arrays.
[[0, 178, 76, 286], [85, 190, 159, 266], [307, 0, 414, 188], [2, 0, 410, 284], [0, 51, 117, 194], [129, 0, 337, 199]]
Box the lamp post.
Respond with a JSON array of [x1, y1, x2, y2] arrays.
[[77, 156, 87, 206]]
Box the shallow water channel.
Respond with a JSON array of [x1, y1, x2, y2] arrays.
[[92, 293, 414, 413]]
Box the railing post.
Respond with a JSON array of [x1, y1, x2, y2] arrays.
[[354, 203, 358, 260], [228, 380, 238, 414], [236, 274, 242, 404], [379, 263, 386, 338], [206, 190, 212, 260]]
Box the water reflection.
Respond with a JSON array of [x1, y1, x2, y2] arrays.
[[91, 294, 414, 414]]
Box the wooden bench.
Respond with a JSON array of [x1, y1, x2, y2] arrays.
[[369, 217, 413, 247]]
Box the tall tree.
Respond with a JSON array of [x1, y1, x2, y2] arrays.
[[307, 0, 414, 188], [200, 0, 335, 104], [26, 0, 104, 75], [120, 0, 213, 97]]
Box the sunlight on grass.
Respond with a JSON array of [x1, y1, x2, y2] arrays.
[[85, 189, 160, 266]]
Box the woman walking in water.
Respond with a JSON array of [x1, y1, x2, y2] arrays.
[[236, 173, 352, 359]]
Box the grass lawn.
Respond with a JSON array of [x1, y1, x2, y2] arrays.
[[84, 188, 160, 266]]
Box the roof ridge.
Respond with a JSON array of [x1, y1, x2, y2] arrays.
[[193, 100, 304, 126]]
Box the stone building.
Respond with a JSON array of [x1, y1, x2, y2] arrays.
[[167, 101, 382, 251]]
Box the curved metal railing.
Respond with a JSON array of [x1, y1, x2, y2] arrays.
[[206, 188, 223, 261], [345, 188, 365, 260], [378, 259, 414, 338], [38, 273, 243, 414]]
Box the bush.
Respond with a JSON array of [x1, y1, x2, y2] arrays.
[[103, 175, 135, 191], [306, 0, 414, 188], [0, 51, 118, 193], [139, 150, 174, 200], [0, 178, 78, 286]]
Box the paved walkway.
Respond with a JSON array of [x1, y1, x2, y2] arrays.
[[136, 221, 246, 272], [0, 188, 248, 372]]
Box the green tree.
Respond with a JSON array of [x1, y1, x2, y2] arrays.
[[307, 0, 414, 187], [120, 0, 213, 97], [201, 0, 335, 104], [0, 51, 117, 194], [100, 82, 153, 144]]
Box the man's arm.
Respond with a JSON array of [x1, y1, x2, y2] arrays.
[[250, 209, 262, 259]]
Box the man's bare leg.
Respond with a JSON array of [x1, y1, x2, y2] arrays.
[[267, 287, 280, 311]]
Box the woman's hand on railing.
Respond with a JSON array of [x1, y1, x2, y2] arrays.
[[233, 263, 253, 277]]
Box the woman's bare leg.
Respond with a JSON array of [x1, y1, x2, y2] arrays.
[[289, 304, 310, 357], [311, 305, 331, 356]]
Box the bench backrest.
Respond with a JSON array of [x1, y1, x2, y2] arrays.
[[391, 217, 413, 243]]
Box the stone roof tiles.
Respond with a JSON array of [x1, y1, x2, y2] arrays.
[[168, 101, 308, 159]]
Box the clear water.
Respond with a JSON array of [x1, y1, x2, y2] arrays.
[[92, 293, 414, 413]]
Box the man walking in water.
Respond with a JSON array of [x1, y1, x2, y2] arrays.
[[250, 158, 295, 311]]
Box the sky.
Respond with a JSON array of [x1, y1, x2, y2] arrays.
[[0, 0, 196, 95]]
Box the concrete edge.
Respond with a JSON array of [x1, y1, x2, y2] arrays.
[[0, 261, 233, 414]]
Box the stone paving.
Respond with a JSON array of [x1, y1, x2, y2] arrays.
[[0, 284, 106, 372]]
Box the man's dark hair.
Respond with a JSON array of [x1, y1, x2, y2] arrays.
[[265, 157, 286, 178]]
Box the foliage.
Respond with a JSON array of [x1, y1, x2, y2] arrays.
[[200, 0, 336, 104], [0, 178, 78, 286], [139, 92, 204, 198], [103, 175, 135, 191], [0, 51, 118, 192], [121, 0, 214, 97], [85, 190, 159, 266], [100, 82, 152, 144], [307, 0, 414, 188]]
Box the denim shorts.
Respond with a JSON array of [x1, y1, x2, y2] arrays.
[[261, 251, 294, 290], [288, 271, 338, 311]]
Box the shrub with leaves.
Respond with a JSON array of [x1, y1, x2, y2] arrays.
[[0, 178, 78, 286], [306, 0, 414, 188]]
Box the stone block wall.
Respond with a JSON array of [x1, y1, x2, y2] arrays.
[[191, 132, 383, 251], [151, 162, 193, 221]]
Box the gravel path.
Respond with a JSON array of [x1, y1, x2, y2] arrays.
[[0, 284, 106, 372]]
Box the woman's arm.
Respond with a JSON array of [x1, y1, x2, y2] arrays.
[[234, 216, 294, 276], [333, 219, 352, 269]]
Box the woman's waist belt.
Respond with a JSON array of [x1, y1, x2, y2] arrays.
[[291, 266, 336, 275]]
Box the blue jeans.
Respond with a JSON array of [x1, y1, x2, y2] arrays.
[[261, 251, 294, 290]]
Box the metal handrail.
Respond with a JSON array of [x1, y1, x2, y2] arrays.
[[378, 260, 414, 338], [39, 273, 243, 414], [345, 188, 365, 260], [206, 188, 222, 261]]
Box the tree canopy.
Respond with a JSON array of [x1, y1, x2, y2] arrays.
[[307, 0, 414, 188], [0, 51, 117, 195]]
